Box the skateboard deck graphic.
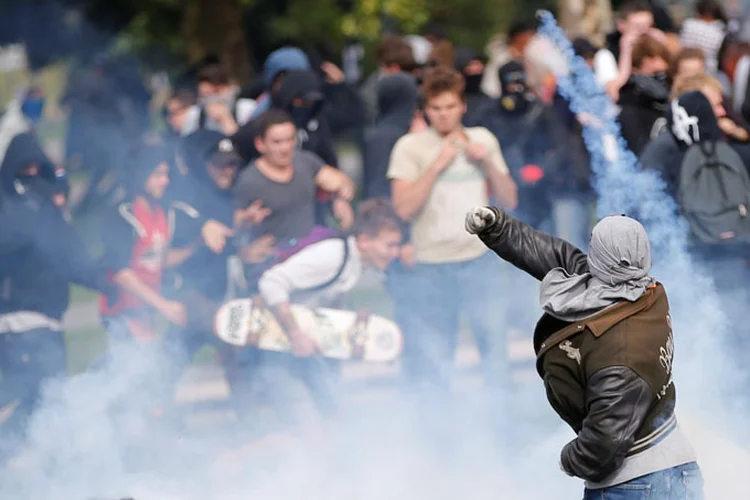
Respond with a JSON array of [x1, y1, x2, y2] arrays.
[[214, 299, 403, 362]]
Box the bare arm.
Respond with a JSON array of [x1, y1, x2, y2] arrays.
[[112, 269, 172, 312], [315, 165, 356, 200], [390, 165, 443, 221], [391, 136, 459, 221], [167, 246, 196, 268], [273, 302, 302, 336]]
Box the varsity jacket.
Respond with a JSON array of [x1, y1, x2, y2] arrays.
[[477, 207, 696, 486]]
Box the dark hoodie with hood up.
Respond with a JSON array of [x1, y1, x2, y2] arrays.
[[454, 47, 494, 127], [639, 91, 750, 259], [617, 73, 670, 156], [363, 72, 418, 199], [232, 69, 338, 169], [639, 90, 731, 201], [170, 130, 240, 301], [0, 133, 110, 327]]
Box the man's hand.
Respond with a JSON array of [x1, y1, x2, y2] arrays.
[[719, 117, 750, 142], [466, 142, 490, 166], [205, 101, 232, 123], [465, 206, 497, 234], [320, 62, 346, 84], [289, 329, 319, 357], [337, 176, 357, 201], [435, 131, 466, 172], [333, 197, 354, 230], [201, 219, 234, 254], [240, 235, 276, 264], [400, 243, 415, 268], [235, 200, 271, 227], [160, 300, 187, 326]]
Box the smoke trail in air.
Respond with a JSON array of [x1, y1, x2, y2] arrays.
[[537, 10, 750, 496]]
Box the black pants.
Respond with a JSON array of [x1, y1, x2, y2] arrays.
[[0, 328, 67, 461]]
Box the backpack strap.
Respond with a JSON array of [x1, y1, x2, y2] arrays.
[[301, 236, 350, 293]]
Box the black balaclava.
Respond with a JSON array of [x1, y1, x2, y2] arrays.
[[0, 132, 56, 199], [497, 60, 535, 114], [455, 47, 484, 95]]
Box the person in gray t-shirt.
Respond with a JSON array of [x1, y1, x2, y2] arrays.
[[233, 109, 356, 245]]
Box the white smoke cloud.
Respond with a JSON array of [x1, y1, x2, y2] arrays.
[[2, 9, 750, 500]]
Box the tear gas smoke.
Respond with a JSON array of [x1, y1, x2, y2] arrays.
[[537, 10, 750, 496], [2, 10, 750, 500]]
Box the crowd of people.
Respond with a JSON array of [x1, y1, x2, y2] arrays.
[[2, 0, 750, 492]]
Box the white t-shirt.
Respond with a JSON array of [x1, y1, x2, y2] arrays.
[[593, 49, 619, 87], [387, 126, 510, 264]]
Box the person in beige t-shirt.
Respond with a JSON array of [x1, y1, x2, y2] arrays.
[[385, 66, 518, 401]]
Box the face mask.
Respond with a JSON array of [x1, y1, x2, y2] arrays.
[[21, 97, 45, 124], [291, 106, 313, 126], [501, 92, 534, 114], [464, 74, 483, 95]]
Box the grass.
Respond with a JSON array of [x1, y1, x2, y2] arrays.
[[64, 326, 106, 374]]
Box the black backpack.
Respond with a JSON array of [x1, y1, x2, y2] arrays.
[[678, 140, 750, 244]]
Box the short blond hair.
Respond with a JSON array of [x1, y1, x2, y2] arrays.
[[670, 72, 723, 100]]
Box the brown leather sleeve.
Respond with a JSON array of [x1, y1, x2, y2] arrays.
[[559, 365, 654, 482]]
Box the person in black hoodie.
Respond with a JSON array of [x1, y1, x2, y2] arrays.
[[617, 34, 671, 155], [640, 91, 750, 361], [164, 130, 271, 423], [480, 61, 562, 228], [232, 69, 338, 168], [362, 72, 418, 200], [454, 47, 494, 127], [0, 133, 112, 463]]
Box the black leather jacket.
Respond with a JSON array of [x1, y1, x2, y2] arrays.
[[477, 207, 678, 483]]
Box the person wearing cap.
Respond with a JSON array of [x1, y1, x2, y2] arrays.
[[0, 132, 112, 464]]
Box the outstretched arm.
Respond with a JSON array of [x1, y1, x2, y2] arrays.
[[466, 206, 588, 281]]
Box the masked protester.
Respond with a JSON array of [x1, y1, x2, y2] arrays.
[[465, 207, 703, 499], [363, 72, 419, 200], [0, 133, 112, 464], [454, 48, 494, 126], [617, 34, 672, 155], [480, 61, 561, 228]]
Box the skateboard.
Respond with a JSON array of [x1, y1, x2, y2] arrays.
[[213, 298, 403, 362]]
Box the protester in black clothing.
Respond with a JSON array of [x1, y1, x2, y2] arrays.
[[480, 61, 561, 228], [617, 34, 671, 155], [0, 133, 111, 464], [362, 72, 419, 200], [455, 48, 494, 126], [232, 69, 338, 168]]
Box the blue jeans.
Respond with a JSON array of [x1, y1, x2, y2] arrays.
[[390, 250, 510, 393], [583, 462, 704, 500], [0, 328, 67, 461], [550, 195, 592, 252]]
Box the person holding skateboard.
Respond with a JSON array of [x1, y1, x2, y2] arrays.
[[228, 198, 404, 423], [465, 206, 703, 499]]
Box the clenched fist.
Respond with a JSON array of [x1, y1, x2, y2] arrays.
[[465, 206, 497, 234]]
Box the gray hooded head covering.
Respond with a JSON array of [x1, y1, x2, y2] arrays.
[[539, 215, 655, 322]]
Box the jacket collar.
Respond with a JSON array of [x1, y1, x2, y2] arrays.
[[535, 283, 664, 372]]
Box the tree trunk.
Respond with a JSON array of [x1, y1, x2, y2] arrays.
[[181, 0, 252, 84]]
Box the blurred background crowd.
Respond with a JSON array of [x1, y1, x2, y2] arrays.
[[2, 0, 750, 475]]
